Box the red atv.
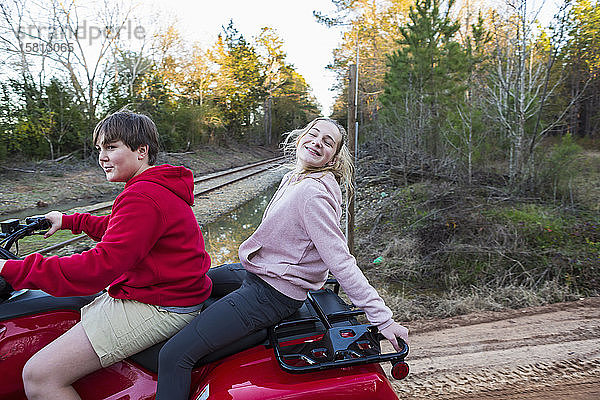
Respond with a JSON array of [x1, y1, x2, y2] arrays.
[[0, 217, 409, 400]]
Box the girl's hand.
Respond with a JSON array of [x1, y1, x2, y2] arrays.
[[379, 321, 409, 352], [43, 211, 63, 238]]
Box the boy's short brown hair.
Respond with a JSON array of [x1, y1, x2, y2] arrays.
[[93, 110, 160, 165]]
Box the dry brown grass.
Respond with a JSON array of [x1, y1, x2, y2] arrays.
[[353, 143, 600, 322]]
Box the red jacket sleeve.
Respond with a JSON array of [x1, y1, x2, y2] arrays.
[[1, 192, 164, 296], [62, 213, 110, 241]]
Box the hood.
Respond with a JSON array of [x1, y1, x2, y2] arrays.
[[125, 164, 195, 206], [294, 171, 342, 204]]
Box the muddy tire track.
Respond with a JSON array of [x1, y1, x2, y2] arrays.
[[381, 297, 600, 399]]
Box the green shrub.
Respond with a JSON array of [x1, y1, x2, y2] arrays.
[[535, 134, 582, 203]]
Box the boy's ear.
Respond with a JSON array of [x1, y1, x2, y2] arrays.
[[137, 144, 149, 160]]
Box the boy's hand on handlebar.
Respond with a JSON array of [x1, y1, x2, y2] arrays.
[[43, 211, 63, 238], [379, 321, 409, 352]]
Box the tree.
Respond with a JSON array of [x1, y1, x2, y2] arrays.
[[104, 50, 152, 112], [255, 27, 320, 144], [562, 0, 600, 139], [0, 3, 324, 158], [44, 78, 86, 158], [380, 0, 469, 158], [181, 44, 224, 146], [256, 27, 286, 145], [9, 79, 54, 159], [270, 68, 321, 137], [0, 78, 86, 160], [484, 0, 572, 185], [0, 83, 13, 159], [0, 0, 152, 157], [316, 0, 412, 123], [185, 44, 215, 108], [212, 21, 265, 140], [443, 11, 493, 182]]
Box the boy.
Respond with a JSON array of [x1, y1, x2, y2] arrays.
[[0, 110, 211, 400]]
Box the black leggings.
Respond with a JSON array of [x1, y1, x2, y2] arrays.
[[156, 264, 303, 400]]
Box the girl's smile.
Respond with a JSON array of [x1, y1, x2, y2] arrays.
[[296, 120, 341, 169]]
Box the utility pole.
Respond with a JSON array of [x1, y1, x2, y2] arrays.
[[346, 64, 357, 255], [264, 96, 272, 145]]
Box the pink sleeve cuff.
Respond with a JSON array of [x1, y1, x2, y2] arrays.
[[377, 319, 394, 331]]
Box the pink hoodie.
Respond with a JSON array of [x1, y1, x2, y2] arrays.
[[239, 171, 393, 329]]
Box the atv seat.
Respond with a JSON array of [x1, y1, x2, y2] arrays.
[[0, 290, 271, 375], [0, 285, 370, 376], [129, 297, 270, 373], [129, 290, 352, 374]]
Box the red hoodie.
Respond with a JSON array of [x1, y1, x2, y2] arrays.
[[2, 164, 212, 307]]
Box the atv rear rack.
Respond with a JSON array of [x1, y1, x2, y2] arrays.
[[269, 280, 409, 377]]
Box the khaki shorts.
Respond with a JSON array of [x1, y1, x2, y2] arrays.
[[81, 292, 201, 367]]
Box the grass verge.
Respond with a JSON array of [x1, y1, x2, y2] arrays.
[[355, 154, 600, 322]]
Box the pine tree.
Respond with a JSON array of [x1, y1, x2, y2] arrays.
[[212, 21, 265, 139], [380, 0, 468, 157]]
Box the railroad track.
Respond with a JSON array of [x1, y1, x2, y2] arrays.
[[30, 156, 286, 255]]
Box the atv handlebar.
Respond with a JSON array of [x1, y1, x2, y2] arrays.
[[0, 216, 51, 302], [0, 216, 51, 260]]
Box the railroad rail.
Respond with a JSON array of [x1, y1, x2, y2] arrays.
[[26, 156, 286, 255]]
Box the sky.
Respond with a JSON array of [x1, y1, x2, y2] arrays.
[[147, 0, 560, 117], [3, 0, 562, 116], [155, 0, 345, 116]]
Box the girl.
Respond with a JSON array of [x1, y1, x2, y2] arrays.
[[0, 110, 212, 400], [156, 117, 409, 399]]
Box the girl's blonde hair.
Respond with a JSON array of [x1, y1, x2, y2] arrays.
[[281, 117, 354, 195]]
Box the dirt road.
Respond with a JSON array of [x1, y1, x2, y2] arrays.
[[381, 297, 600, 399]]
